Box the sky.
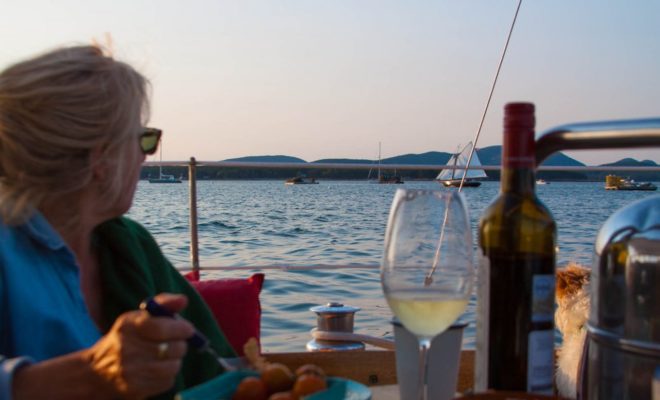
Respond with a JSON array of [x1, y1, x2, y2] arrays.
[[1, 1, 659, 165]]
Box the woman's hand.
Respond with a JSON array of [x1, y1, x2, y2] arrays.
[[84, 293, 194, 399]]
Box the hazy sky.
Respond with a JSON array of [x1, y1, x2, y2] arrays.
[[2, 1, 659, 165]]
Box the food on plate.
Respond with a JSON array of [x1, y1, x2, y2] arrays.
[[260, 363, 295, 394], [294, 364, 326, 379], [231, 376, 268, 400], [292, 374, 327, 399], [244, 337, 268, 371], [266, 392, 295, 400], [233, 338, 328, 399]]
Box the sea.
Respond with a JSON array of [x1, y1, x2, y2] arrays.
[[127, 180, 658, 353]]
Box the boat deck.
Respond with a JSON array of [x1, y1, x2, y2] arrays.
[[267, 349, 475, 395]]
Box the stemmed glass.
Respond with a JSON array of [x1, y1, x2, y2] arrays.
[[381, 189, 474, 400]]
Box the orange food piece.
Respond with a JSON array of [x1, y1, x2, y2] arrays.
[[294, 364, 326, 379], [292, 374, 327, 398], [232, 376, 268, 400], [261, 363, 295, 394], [267, 392, 295, 400]]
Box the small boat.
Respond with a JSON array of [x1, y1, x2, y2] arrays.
[[377, 174, 403, 184], [605, 175, 657, 191], [149, 140, 182, 183], [368, 142, 404, 184], [436, 142, 487, 187], [149, 173, 182, 184], [536, 179, 549, 185], [285, 176, 319, 185]]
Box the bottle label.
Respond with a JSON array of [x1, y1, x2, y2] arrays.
[[531, 274, 554, 323], [527, 330, 554, 394], [475, 250, 490, 392]]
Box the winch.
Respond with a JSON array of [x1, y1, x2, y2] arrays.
[[581, 194, 660, 399], [306, 302, 365, 351]]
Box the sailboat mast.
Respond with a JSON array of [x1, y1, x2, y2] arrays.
[[378, 142, 381, 181], [159, 140, 163, 179]]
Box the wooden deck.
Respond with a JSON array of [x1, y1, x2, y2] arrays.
[[267, 349, 475, 391], [267, 350, 567, 399]]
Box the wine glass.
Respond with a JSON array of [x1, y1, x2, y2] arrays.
[[381, 189, 474, 400]]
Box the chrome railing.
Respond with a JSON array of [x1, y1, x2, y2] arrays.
[[535, 117, 660, 165]]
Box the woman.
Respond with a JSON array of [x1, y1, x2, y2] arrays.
[[0, 45, 234, 399]]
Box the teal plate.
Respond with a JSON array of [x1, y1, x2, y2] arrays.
[[176, 370, 371, 400]]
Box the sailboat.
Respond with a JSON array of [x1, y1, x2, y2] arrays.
[[149, 141, 182, 184], [368, 142, 403, 184], [436, 142, 487, 187]]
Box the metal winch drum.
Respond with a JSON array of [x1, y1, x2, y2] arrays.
[[307, 302, 365, 351], [582, 195, 660, 399]]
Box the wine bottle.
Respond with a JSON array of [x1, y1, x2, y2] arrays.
[[475, 102, 556, 394]]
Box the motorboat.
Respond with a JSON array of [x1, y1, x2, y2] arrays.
[[605, 175, 656, 191], [285, 176, 319, 185]]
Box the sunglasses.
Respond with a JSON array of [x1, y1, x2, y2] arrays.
[[140, 127, 162, 155]]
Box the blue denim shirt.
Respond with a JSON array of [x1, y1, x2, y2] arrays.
[[0, 212, 101, 399]]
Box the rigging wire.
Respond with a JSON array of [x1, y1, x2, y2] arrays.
[[426, 0, 523, 286], [459, 0, 523, 191]]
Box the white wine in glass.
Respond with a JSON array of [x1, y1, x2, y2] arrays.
[[381, 189, 474, 400]]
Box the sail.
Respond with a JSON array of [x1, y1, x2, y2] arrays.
[[436, 142, 487, 181], [436, 154, 458, 180]]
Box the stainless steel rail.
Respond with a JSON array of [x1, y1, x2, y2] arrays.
[[145, 161, 660, 172], [535, 117, 660, 166]]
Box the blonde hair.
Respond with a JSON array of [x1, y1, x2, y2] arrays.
[[0, 45, 150, 225]]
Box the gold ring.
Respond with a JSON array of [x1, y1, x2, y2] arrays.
[[157, 342, 169, 360]]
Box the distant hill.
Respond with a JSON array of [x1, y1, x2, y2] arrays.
[[381, 151, 452, 165], [475, 146, 501, 166], [313, 152, 452, 179], [140, 150, 658, 181], [602, 158, 658, 167], [312, 158, 374, 164], [475, 145, 587, 180], [587, 158, 660, 181], [224, 155, 306, 163], [476, 145, 584, 167]]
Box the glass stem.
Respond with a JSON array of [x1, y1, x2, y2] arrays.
[[418, 338, 431, 400]]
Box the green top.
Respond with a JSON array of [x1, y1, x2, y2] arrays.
[[94, 217, 236, 399]]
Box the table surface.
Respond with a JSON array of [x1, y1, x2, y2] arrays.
[[370, 385, 463, 400], [369, 385, 399, 400]]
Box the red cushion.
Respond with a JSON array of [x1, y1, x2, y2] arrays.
[[184, 271, 264, 356]]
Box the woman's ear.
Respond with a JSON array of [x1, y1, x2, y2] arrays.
[[90, 146, 108, 183]]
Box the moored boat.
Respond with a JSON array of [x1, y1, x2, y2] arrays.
[[441, 179, 481, 188], [149, 173, 182, 183], [285, 176, 319, 185], [436, 142, 487, 187], [149, 139, 182, 183], [368, 142, 404, 184], [605, 175, 656, 191], [376, 174, 403, 184]]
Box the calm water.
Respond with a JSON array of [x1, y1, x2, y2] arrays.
[[128, 180, 658, 352]]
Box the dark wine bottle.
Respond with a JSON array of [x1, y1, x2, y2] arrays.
[[475, 102, 556, 394]]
